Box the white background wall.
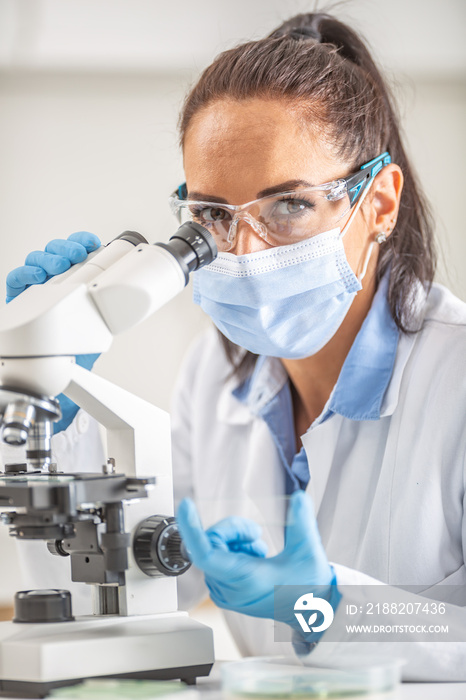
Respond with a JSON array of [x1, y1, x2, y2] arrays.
[[0, 0, 465, 622]]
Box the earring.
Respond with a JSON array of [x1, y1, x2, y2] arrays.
[[375, 232, 387, 245]]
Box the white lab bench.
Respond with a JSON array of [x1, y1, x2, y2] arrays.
[[396, 684, 466, 699], [196, 663, 466, 700], [0, 664, 465, 700]]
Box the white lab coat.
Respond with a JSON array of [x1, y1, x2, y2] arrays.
[[3, 282, 466, 680], [169, 281, 466, 680]]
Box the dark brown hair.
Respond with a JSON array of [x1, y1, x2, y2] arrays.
[[179, 12, 436, 377]]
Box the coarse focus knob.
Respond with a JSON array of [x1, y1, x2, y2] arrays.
[[13, 589, 74, 623], [133, 515, 191, 577]]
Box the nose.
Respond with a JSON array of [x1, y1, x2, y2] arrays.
[[228, 214, 271, 255]]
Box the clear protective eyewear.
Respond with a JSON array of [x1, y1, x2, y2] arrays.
[[169, 152, 391, 252]]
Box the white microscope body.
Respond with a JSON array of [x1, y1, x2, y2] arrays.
[[0, 227, 216, 697]]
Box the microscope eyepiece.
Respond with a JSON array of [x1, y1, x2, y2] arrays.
[[155, 222, 217, 283]]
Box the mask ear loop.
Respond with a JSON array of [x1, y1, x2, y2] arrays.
[[339, 176, 376, 282], [358, 241, 375, 282]]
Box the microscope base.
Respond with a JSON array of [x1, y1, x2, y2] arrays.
[[0, 611, 214, 698]]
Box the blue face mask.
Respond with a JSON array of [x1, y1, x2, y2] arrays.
[[192, 186, 376, 359]]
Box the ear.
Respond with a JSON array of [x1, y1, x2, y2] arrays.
[[364, 164, 403, 239]]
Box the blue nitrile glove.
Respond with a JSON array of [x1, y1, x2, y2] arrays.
[[53, 353, 100, 433], [6, 231, 101, 302], [5, 232, 102, 433], [177, 490, 340, 635], [205, 517, 269, 558]]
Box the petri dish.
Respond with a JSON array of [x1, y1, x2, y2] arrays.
[[221, 656, 403, 699]]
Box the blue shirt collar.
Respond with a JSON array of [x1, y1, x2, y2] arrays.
[[328, 273, 399, 420], [232, 273, 399, 423]]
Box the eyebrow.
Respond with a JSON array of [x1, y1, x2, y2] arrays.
[[188, 179, 315, 203], [257, 180, 314, 198], [187, 192, 229, 204]]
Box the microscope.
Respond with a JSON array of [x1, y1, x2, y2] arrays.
[[0, 225, 217, 697]]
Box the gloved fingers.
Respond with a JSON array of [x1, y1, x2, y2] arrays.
[[5, 232, 100, 303], [177, 498, 213, 568], [178, 499, 267, 578], [206, 516, 264, 551], [45, 239, 90, 264], [228, 540, 268, 557], [284, 490, 322, 552], [67, 231, 101, 251], [6, 266, 47, 300], [25, 251, 71, 276]]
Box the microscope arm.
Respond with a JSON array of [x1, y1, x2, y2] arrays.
[[63, 362, 177, 616], [0, 225, 215, 398]]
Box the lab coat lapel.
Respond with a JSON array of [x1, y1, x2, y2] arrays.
[[242, 418, 287, 555], [301, 416, 344, 524], [216, 374, 253, 425], [215, 374, 286, 553]]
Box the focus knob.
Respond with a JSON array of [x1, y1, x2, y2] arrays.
[[133, 515, 191, 577]]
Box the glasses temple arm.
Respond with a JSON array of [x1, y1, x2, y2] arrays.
[[345, 152, 391, 207]]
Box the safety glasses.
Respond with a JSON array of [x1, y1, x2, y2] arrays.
[[169, 152, 391, 252]]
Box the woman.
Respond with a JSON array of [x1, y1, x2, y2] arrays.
[[6, 12, 466, 680]]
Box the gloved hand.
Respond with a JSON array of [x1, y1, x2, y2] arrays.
[[6, 231, 101, 302], [204, 517, 269, 558], [177, 490, 339, 632], [5, 231, 102, 433]]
